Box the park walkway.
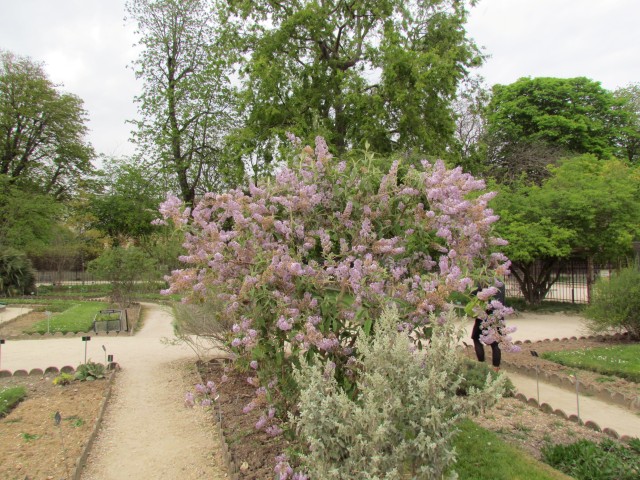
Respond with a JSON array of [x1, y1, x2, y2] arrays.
[[459, 312, 640, 439], [1, 303, 229, 479]]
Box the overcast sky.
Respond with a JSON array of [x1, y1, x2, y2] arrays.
[[1, 0, 639, 161]]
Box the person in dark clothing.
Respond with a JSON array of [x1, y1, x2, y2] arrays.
[[471, 317, 501, 369], [471, 284, 506, 370]]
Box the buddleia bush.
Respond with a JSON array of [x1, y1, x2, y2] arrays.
[[584, 266, 640, 339], [158, 136, 514, 416], [0, 247, 36, 296], [292, 307, 506, 480]]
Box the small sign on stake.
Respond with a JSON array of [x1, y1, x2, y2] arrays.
[[82, 336, 91, 363], [530, 350, 540, 404], [0, 339, 5, 371]]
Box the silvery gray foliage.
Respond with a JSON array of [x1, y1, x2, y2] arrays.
[[292, 307, 506, 479]]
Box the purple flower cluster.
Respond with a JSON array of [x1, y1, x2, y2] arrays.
[[184, 380, 217, 408]]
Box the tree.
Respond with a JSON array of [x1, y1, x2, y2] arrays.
[[614, 83, 640, 164], [493, 182, 575, 304], [89, 246, 160, 308], [485, 77, 629, 183], [127, 0, 241, 207], [452, 75, 490, 172], [225, 0, 482, 161], [88, 158, 165, 245], [0, 175, 62, 254], [494, 156, 640, 304], [0, 50, 94, 199]]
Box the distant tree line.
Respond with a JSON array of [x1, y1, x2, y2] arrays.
[[1, 0, 639, 303]]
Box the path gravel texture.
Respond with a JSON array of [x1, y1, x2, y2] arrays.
[[460, 312, 640, 439]]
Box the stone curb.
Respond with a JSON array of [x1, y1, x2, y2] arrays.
[[73, 367, 118, 480], [513, 332, 629, 346], [502, 360, 640, 412], [511, 390, 633, 443], [3, 331, 130, 341], [0, 366, 79, 377], [195, 359, 240, 480]]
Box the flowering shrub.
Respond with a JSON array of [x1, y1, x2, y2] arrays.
[[292, 306, 506, 479], [159, 136, 514, 419]]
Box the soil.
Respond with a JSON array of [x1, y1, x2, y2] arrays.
[[0, 311, 48, 337], [0, 374, 108, 480], [198, 359, 288, 480]]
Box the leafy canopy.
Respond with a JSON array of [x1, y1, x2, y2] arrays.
[[484, 77, 631, 184], [0, 50, 94, 199], [224, 0, 482, 161], [126, 0, 241, 206]]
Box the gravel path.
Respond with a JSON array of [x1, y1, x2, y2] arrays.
[[1, 303, 228, 479]]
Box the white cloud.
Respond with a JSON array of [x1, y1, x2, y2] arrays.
[[467, 0, 640, 89]]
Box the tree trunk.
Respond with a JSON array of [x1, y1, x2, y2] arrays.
[[586, 256, 595, 304], [511, 259, 561, 305]]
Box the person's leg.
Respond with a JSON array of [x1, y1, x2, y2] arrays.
[[489, 342, 501, 368], [471, 318, 485, 362]]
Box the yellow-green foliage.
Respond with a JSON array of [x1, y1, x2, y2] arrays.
[[52, 372, 74, 386]]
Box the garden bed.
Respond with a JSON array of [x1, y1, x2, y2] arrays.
[[0, 372, 113, 479], [197, 337, 639, 479]]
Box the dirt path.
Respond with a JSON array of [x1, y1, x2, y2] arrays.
[[77, 303, 228, 479]]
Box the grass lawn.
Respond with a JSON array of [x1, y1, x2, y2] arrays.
[[541, 344, 640, 383], [0, 386, 27, 416], [454, 419, 572, 480], [24, 301, 111, 334]]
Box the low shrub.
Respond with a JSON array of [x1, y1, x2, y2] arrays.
[[75, 361, 106, 381], [52, 373, 75, 386], [456, 358, 515, 397], [584, 266, 640, 339], [291, 307, 506, 479], [0, 248, 36, 296], [541, 438, 640, 480], [0, 386, 27, 416]]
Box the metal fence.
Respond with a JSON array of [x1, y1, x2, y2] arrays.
[[34, 270, 164, 287], [504, 259, 624, 304]]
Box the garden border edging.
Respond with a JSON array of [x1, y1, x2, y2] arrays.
[[196, 359, 240, 480], [73, 367, 118, 480]]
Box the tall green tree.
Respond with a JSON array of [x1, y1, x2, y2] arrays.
[[0, 50, 94, 199], [88, 157, 164, 245], [485, 77, 629, 183], [0, 175, 62, 254], [127, 0, 241, 207], [614, 83, 640, 164], [225, 0, 482, 162], [494, 156, 640, 304]]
